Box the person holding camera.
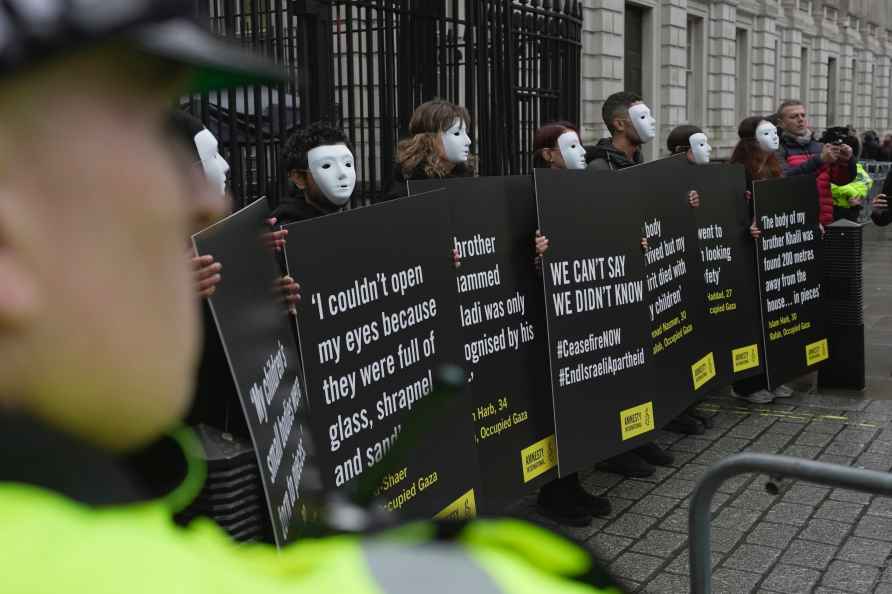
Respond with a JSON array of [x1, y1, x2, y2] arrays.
[[776, 101, 857, 226]]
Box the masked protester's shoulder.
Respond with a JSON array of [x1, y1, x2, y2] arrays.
[[271, 190, 324, 225]]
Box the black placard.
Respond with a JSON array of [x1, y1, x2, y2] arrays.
[[535, 169, 654, 476], [629, 157, 715, 420], [284, 195, 480, 519], [753, 175, 828, 388], [193, 198, 313, 547], [409, 176, 557, 512], [692, 163, 764, 385]]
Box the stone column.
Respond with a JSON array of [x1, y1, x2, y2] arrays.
[[580, 0, 625, 143]]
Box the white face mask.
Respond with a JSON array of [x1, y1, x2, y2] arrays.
[[194, 129, 230, 198], [628, 103, 657, 144], [689, 132, 712, 165], [756, 121, 780, 152], [307, 144, 356, 206], [442, 118, 471, 163], [557, 131, 587, 170]]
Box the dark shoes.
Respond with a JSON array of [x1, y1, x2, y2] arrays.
[[536, 474, 612, 526], [598, 450, 655, 478], [598, 443, 674, 478], [666, 413, 705, 435], [635, 442, 674, 467]]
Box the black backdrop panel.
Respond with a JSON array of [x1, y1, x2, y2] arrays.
[[692, 163, 765, 385], [284, 195, 480, 519], [535, 168, 655, 476], [193, 198, 313, 547], [409, 176, 557, 512], [753, 175, 828, 388], [630, 156, 716, 422]]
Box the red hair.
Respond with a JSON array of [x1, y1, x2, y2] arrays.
[[730, 116, 782, 181], [533, 121, 579, 168]]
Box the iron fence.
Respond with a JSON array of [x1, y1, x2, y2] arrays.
[[184, 0, 582, 209]]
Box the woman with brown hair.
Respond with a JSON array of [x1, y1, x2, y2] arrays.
[[729, 116, 792, 404], [382, 99, 475, 200]]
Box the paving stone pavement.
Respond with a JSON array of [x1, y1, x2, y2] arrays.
[[514, 225, 892, 592]]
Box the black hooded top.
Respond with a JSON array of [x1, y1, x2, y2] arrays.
[[585, 138, 644, 172]]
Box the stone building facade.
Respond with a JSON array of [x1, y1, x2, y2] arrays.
[[581, 0, 892, 159]]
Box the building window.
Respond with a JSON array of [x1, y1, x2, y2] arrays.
[[849, 15, 860, 32], [686, 16, 704, 124], [774, 37, 782, 103], [736, 28, 750, 120], [798, 0, 811, 15], [851, 58, 858, 119], [824, 6, 837, 23], [624, 4, 644, 96], [828, 57, 838, 125], [800, 47, 809, 103]]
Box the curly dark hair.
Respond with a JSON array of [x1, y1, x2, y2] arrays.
[[281, 122, 353, 175]]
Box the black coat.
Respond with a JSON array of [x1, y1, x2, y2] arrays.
[[379, 162, 474, 202]]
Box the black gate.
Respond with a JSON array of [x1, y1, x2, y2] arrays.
[[185, 0, 582, 208]]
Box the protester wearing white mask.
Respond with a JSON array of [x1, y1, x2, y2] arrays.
[[627, 102, 657, 145], [755, 120, 780, 153], [383, 99, 476, 201], [588, 91, 653, 172], [275, 123, 358, 224]]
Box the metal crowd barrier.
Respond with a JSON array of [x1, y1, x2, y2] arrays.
[[688, 453, 892, 594]]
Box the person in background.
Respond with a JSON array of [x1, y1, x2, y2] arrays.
[[775, 100, 856, 226], [861, 130, 881, 161], [382, 99, 474, 201], [728, 116, 792, 404], [821, 128, 873, 223], [530, 121, 611, 526], [879, 135, 892, 162], [584, 92, 675, 478], [0, 5, 624, 594]]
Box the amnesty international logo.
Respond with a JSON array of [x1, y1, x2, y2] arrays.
[[434, 490, 477, 521], [732, 344, 760, 373], [620, 402, 655, 441], [691, 352, 717, 390], [520, 434, 558, 483], [806, 338, 829, 366]]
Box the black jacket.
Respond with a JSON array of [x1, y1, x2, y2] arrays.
[[380, 162, 474, 202], [271, 188, 342, 226], [873, 171, 892, 227], [585, 138, 644, 171]]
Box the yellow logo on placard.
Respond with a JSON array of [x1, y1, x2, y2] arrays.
[[806, 338, 829, 366], [691, 352, 717, 390], [732, 344, 760, 373], [434, 489, 477, 521], [521, 434, 558, 483], [620, 402, 655, 441]]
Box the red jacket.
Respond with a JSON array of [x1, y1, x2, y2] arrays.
[[777, 132, 857, 225]]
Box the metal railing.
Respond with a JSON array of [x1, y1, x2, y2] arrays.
[[185, 0, 582, 209], [689, 453, 892, 594]]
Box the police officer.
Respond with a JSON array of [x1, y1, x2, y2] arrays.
[[0, 3, 622, 593]]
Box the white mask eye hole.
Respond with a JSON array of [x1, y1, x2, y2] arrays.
[[345, 162, 353, 168], [321, 163, 331, 169]]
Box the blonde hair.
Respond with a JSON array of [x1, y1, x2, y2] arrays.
[[397, 99, 475, 177]]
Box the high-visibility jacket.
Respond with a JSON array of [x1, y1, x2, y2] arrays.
[[0, 417, 623, 594], [831, 162, 873, 207]]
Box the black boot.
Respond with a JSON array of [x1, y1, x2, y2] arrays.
[[572, 482, 612, 517], [536, 474, 591, 527], [598, 451, 655, 478], [688, 409, 715, 429], [634, 442, 674, 467], [666, 413, 705, 435]]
